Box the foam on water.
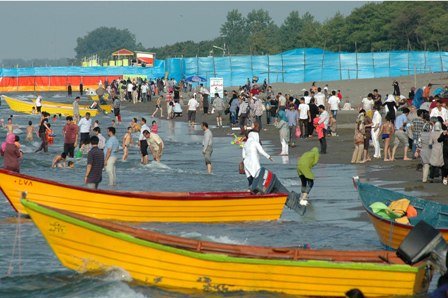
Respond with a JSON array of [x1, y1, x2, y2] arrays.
[[206, 235, 247, 245]]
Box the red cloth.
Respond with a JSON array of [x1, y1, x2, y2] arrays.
[[313, 117, 325, 139]]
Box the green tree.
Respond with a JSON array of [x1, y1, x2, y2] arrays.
[[246, 9, 279, 54], [74, 27, 143, 60], [220, 9, 248, 55]]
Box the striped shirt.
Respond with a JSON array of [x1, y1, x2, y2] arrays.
[[87, 147, 104, 184]]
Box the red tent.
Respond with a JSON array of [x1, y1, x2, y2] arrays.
[[111, 49, 134, 56]]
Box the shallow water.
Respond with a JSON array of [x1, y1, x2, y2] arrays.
[[0, 94, 435, 297]]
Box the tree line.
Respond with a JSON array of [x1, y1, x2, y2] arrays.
[[149, 1, 448, 59], [2, 1, 448, 68]]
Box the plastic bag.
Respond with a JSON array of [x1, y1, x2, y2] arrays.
[[295, 126, 301, 138], [75, 149, 82, 159]]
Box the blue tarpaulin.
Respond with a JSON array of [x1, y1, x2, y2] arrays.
[[1, 48, 447, 87]]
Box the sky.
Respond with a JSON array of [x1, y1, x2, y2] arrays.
[[0, 1, 367, 60]]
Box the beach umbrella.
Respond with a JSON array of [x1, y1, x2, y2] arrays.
[[185, 75, 206, 83]]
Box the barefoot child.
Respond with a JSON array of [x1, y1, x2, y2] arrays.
[[151, 96, 163, 118], [26, 121, 34, 142], [381, 114, 395, 161], [122, 126, 132, 161], [151, 120, 158, 134]]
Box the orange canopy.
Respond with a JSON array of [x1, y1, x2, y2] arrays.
[[112, 49, 134, 56]]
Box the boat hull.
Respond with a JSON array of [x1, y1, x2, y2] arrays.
[[355, 178, 448, 249], [0, 169, 287, 222], [2, 95, 104, 117], [23, 199, 431, 297]]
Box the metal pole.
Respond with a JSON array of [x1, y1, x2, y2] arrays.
[[407, 41, 410, 76], [229, 56, 233, 86], [213, 56, 216, 77], [303, 50, 306, 83], [438, 41, 444, 72], [267, 54, 270, 85], [321, 43, 326, 81]]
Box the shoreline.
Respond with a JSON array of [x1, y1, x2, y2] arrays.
[[119, 71, 448, 201]]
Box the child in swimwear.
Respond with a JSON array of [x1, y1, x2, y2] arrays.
[[26, 121, 34, 142], [46, 123, 55, 146], [381, 114, 395, 161], [14, 135, 21, 150], [151, 96, 163, 118], [151, 120, 158, 134], [52, 152, 67, 168], [52, 115, 58, 122], [122, 126, 132, 161], [80, 139, 91, 155], [6, 118, 13, 134]]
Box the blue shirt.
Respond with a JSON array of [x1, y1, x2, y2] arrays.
[[395, 113, 407, 130], [104, 135, 119, 158], [285, 109, 298, 126]]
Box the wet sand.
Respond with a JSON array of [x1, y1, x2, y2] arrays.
[[121, 72, 448, 201]]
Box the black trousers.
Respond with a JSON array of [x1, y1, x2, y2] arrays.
[[319, 129, 327, 154]]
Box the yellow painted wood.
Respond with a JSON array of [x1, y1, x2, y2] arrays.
[[0, 171, 287, 222], [2, 96, 100, 117], [24, 201, 430, 297]]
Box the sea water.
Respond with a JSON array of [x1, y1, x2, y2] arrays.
[[0, 94, 432, 297]]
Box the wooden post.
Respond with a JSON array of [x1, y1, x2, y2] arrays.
[[281, 53, 284, 83], [267, 54, 270, 84], [438, 41, 444, 72], [355, 42, 358, 79], [407, 40, 410, 76], [321, 43, 326, 81], [338, 46, 342, 80], [229, 55, 233, 86]]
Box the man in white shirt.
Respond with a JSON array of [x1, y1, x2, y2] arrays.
[[327, 90, 341, 119], [361, 93, 374, 112], [140, 81, 149, 102], [298, 97, 310, 139], [430, 100, 448, 122], [35, 94, 43, 113], [278, 93, 287, 110], [77, 112, 92, 148], [303, 91, 312, 104], [187, 94, 200, 126], [126, 80, 133, 102], [139, 117, 151, 164], [318, 105, 329, 154], [314, 87, 326, 107]]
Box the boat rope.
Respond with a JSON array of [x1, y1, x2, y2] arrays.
[[4, 210, 22, 277]]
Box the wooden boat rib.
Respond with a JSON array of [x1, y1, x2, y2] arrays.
[[354, 176, 448, 249], [0, 169, 287, 222], [1, 95, 108, 117], [22, 199, 431, 296]]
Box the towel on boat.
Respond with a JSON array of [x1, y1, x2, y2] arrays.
[[388, 198, 410, 217], [369, 202, 401, 220]]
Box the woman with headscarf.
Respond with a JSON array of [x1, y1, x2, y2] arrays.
[[383, 94, 398, 123], [242, 131, 272, 187], [417, 115, 432, 182], [297, 147, 320, 206], [274, 109, 290, 156], [429, 120, 444, 183], [437, 123, 448, 185], [1, 133, 22, 173]]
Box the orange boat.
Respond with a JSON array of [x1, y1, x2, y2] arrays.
[[354, 176, 448, 249], [0, 169, 288, 223]]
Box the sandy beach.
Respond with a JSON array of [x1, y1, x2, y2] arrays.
[[122, 72, 448, 201]]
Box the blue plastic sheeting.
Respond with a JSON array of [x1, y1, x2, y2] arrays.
[[0, 60, 166, 78], [1, 48, 448, 87]]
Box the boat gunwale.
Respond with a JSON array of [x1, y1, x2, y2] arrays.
[[0, 169, 288, 201], [22, 199, 424, 273]]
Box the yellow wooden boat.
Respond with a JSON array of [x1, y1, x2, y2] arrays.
[[22, 199, 431, 296], [0, 169, 288, 222], [1, 95, 106, 117], [88, 93, 110, 101], [31, 98, 112, 114]]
